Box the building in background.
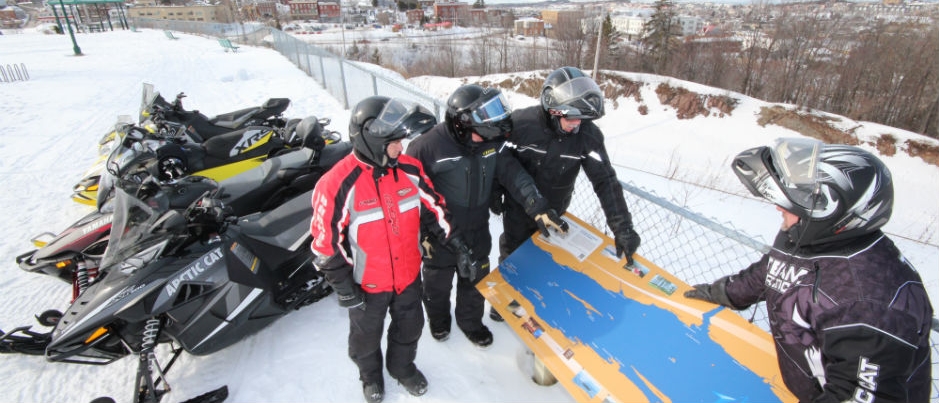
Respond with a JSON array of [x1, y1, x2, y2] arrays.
[[287, 0, 316, 21], [317, 2, 338, 21], [434, 0, 467, 25], [128, 4, 233, 23], [541, 8, 583, 39], [514, 16, 542, 37]]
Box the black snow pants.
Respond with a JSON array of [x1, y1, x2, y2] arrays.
[[421, 227, 491, 336], [348, 278, 424, 384]]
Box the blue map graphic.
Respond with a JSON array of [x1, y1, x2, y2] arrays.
[[500, 240, 782, 403]]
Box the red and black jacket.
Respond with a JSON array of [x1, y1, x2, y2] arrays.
[[310, 152, 452, 294]]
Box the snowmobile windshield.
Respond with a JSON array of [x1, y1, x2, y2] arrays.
[[768, 137, 822, 210], [97, 131, 159, 211], [139, 83, 159, 124], [100, 187, 171, 274]]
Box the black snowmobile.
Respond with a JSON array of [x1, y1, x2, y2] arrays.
[[73, 83, 299, 206], [16, 117, 351, 301], [4, 174, 333, 403], [137, 82, 292, 143]]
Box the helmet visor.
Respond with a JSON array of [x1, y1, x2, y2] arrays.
[[769, 138, 822, 209], [368, 98, 435, 141], [471, 93, 512, 125], [546, 76, 603, 119]]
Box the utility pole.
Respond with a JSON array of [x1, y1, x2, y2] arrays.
[[592, 11, 603, 80]]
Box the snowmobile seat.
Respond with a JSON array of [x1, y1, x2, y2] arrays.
[[261, 98, 290, 115], [237, 189, 314, 252]]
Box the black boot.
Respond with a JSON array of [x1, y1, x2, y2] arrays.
[[489, 307, 504, 322], [429, 321, 450, 341], [464, 325, 493, 348], [395, 369, 428, 396], [431, 328, 450, 341], [363, 380, 384, 403]]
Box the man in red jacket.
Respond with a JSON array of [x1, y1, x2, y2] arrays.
[[310, 96, 476, 403]]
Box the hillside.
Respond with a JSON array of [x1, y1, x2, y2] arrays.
[[409, 70, 939, 251], [472, 70, 939, 168]]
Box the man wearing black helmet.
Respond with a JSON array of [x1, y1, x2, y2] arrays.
[[406, 84, 568, 348], [495, 67, 641, 320], [310, 96, 475, 403], [685, 138, 933, 403]]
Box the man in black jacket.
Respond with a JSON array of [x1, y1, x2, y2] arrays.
[[685, 138, 933, 402], [496, 67, 641, 320], [406, 84, 568, 347]]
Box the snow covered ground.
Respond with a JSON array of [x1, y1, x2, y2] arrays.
[[0, 28, 935, 403]]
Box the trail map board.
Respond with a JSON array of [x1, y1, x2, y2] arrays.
[[478, 214, 797, 403]]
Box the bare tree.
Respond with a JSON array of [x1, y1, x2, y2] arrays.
[[552, 17, 590, 69], [467, 32, 494, 76], [833, 21, 939, 136]]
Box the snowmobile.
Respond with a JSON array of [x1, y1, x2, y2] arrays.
[[72, 83, 298, 206], [74, 107, 339, 210], [16, 116, 351, 301], [3, 174, 333, 403], [136, 82, 292, 144]]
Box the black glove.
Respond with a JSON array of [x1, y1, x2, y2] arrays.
[[683, 276, 737, 309], [614, 227, 641, 266], [328, 275, 366, 311], [447, 236, 480, 282], [534, 209, 569, 237]]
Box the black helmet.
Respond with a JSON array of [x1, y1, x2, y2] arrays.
[[349, 96, 437, 167], [732, 137, 894, 246], [541, 66, 605, 120], [445, 84, 513, 143]]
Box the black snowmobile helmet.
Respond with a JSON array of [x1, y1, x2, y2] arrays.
[[732, 137, 894, 246], [349, 96, 437, 167], [541, 67, 605, 123], [445, 84, 513, 143]]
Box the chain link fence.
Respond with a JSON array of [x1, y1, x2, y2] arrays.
[[566, 175, 772, 329], [267, 29, 445, 116], [131, 18, 939, 400]]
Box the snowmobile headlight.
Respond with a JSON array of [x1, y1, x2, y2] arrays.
[[142, 120, 158, 133], [84, 327, 109, 344]]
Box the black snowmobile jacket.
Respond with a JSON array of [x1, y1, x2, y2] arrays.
[[723, 231, 933, 403], [406, 123, 549, 264], [503, 105, 632, 235]]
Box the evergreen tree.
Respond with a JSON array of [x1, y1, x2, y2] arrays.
[[600, 13, 624, 70], [472, 0, 485, 9], [641, 0, 680, 74]]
